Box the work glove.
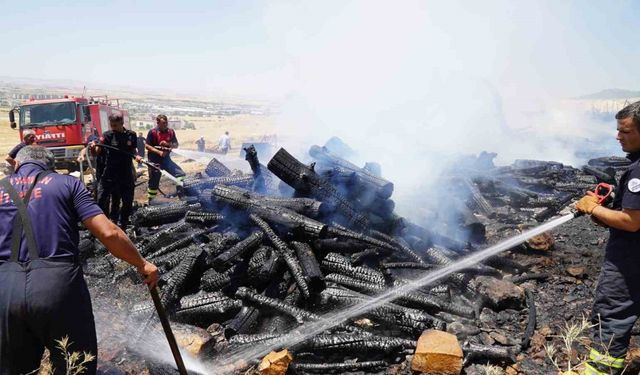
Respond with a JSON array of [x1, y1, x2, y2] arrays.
[[575, 193, 600, 215]]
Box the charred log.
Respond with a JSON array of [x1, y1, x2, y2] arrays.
[[267, 148, 369, 229], [184, 211, 224, 226], [160, 249, 205, 308], [309, 145, 394, 199], [463, 343, 517, 364], [520, 289, 536, 351], [183, 175, 254, 196], [250, 214, 311, 298], [132, 202, 199, 227], [462, 178, 496, 218], [246, 246, 285, 287], [293, 333, 415, 354], [224, 306, 261, 338], [213, 185, 327, 237], [582, 165, 616, 185], [212, 231, 264, 271], [235, 287, 318, 324], [148, 229, 209, 259], [313, 238, 368, 254], [137, 222, 194, 256], [510, 273, 550, 284], [174, 292, 242, 326], [291, 241, 325, 294], [205, 158, 232, 177], [320, 286, 445, 333], [370, 230, 425, 264], [290, 360, 387, 373], [321, 253, 386, 285], [228, 333, 282, 346], [225, 185, 324, 218]]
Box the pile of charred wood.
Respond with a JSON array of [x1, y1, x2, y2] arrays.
[[78, 140, 629, 374]]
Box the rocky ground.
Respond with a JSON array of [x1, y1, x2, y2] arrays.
[[81, 211, 640, 375]]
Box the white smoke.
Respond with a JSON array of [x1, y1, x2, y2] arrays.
[[257, 0, 623, 223]]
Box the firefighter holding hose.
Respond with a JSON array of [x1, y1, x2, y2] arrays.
[[145, 114, 185, 201], [0, 146, 159, 374], [575, 100, 640, 375], [90, 114, 140, 229]]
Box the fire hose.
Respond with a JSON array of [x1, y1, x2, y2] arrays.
[[572, 182, 614, 218], [80, 143, 188, 372], [85, 143, 184, 187]]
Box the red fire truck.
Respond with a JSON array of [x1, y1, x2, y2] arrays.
[[8, 95, 129, 170]]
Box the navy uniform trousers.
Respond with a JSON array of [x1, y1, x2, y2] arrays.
[[0, 172, 97, 374]]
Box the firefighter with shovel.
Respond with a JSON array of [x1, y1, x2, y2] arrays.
[[575, 100, 640, 375], [0, 146, 159, 374]]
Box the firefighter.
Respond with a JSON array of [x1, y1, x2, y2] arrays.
[[0, 145, 158, 374], [145, 114, 185, 201], [90, 114, 140, 229], [575, 100, 640, 375], [5, 129, 37, 170]]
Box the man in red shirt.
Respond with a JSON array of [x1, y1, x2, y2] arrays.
[[145, 114, 185, 201]]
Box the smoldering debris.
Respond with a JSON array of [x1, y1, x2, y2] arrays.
[[81, 138, 626, 374]]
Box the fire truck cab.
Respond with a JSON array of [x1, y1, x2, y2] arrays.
[[8, 96, 129, 171]]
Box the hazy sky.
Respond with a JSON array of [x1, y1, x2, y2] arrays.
[[2, 0, 639, 99]]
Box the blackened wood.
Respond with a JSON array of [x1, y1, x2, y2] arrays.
[[462, 177, 496, 218], [290, 361, 387, 373], [267, 148, 369, 229], [212, 231, 264, 271], [582, 165, 616, 185], [213, 185, 327, 237], [175, 292, 241, 325], [184, 211, 224, 226], [309, 145, 394, 199], [293, 333, 415, 354], [225, 185, 324, 217], [321, 253, 386, 285], [133, 203, 199, 227], [224, 306, 261, 338], [520, 289, 536, 351], [160, 249, 204, 308], [205, 158, 231, 177], [250, 214, 310, 298], [247, 246, 285, 287], [291, 241, 325, 294], [235, 287, 317, 324], [313, 238, 368, 254], [463, 343, 516, 364], [183, 175, 254, 196]]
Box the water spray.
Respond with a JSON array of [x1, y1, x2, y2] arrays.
[[148, 285, 188, 375], [208, 183, 614, 373]]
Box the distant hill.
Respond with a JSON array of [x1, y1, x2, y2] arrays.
[[576, 89, 640, 100]]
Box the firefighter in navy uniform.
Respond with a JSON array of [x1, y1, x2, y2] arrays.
[[0, 146, 158, 374], [145, 114, 185, 201], [576, 100, 640, 375], [90, 114, 141, 229]]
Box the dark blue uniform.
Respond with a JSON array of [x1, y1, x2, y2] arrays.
[[0, 161, 102, 374], [97, 129, 137, 227], [588, 152, 640, 374], [7, 142, 27, 159]]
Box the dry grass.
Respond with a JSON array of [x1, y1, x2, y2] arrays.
[[0, 108, 20, 156], [171, 114, 277, 155], [34, 336, 95, 375], [0, 107, 278, 157]]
